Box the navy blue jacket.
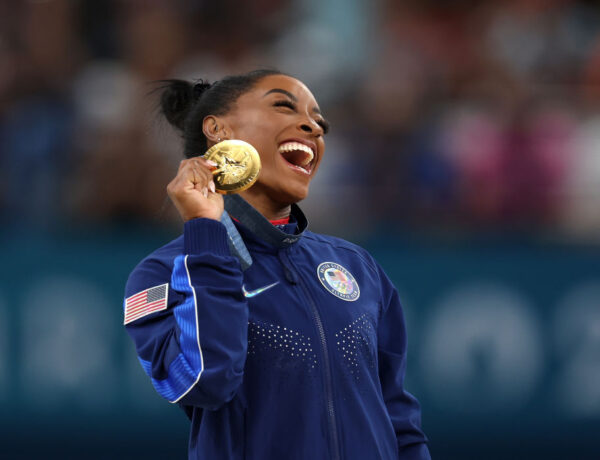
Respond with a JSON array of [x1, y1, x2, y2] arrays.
[[124, 195, 429, 459]]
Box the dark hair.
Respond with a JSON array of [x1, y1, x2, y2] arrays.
[[159, 69, 286, 158]]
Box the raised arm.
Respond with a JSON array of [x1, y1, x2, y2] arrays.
[[125, 218, 247, 409], [124, 157, 248, 409]]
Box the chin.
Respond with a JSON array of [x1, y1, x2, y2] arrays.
[[274, 183, 310, 205], [287, 183, 311, 203], [242, 180, 309, 207]]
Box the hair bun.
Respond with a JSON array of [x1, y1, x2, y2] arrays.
[[192, 80, 211, 101], [159, 79, 195, 132]]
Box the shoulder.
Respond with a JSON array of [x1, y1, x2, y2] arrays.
[[125, 235, 184, 297], [302, 231, 379, 277], [301, 231, 400, 310]]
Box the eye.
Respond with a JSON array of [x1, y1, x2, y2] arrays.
[[273, 99, 330, 135], [317, 119, 330, 135], [273, 100, 297, 111]]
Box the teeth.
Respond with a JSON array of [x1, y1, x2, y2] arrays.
[[278, 141, 314, 165]]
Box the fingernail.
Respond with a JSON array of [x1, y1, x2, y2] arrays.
[[209, 181, 216, 194], [206, 160, 218, 166], [202, 187, 208, 198]]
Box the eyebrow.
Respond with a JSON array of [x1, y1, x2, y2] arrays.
[[263, 88, 323, 115], [263, 88, 297, 102]]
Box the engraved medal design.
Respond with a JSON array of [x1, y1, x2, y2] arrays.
[[203, 140, 261, 194]]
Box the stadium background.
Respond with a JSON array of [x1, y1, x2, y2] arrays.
[[1, 0, 599, 458]]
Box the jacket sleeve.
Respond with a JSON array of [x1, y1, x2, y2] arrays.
[[376, 264, 430, 459], [124, 218, 247, 410]]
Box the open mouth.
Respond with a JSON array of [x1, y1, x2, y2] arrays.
[[278, 141, 315, 175]]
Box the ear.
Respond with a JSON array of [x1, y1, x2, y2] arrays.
[[203, 115, 231, 144]]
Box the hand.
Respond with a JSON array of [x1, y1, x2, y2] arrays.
[[167, 158, 224, 222]]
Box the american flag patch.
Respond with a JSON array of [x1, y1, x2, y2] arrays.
[[124, 283, 169, 325]]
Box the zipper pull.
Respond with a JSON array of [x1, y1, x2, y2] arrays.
[[278, 252, 298, 284], [283, 265, 298, 284]]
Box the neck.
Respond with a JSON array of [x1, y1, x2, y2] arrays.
[[239, 189, 291, 221]]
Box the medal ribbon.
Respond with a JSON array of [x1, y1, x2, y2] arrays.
[[220, 211, 253, 271]]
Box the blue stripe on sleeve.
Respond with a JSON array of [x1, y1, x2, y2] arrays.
[[139, 254, 205, 403], [172, 255, 204, 373], [138, 354, 199, 402]]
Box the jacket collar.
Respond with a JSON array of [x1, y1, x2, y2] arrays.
[[224, 195, 308, 249]]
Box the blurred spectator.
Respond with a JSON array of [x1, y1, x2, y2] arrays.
[[67, 2, 188, 225], [0, 0, 599, 241], [0, 0, 81, 226]]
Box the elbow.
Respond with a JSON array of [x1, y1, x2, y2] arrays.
[[202, 366, 245, 410], [178, 355, 246, 410]]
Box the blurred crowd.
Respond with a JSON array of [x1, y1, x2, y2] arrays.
[[1, 0, 599, 241]]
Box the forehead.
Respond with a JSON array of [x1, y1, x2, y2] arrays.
[[242, 74, 318, 105]]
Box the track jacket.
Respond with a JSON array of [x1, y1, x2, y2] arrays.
[[124, 195, 429, 460]]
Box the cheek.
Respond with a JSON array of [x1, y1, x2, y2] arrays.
[[232, 110, 273, 140], [231, 118, 281, 163], [234, 126, 276, 159]]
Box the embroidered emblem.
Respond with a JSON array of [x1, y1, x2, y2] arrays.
[[124, 283, 169, 325], [317, 262, 360, 301]]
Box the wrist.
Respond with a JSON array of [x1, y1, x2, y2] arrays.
[[183, 218, 230, 255]]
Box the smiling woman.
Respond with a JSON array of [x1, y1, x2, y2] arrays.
[[123, 69, 430, 460]]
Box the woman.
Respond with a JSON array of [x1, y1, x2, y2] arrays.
[[124, 69, 430, 459]]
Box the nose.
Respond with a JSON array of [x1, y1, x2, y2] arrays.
[[298, 118, 323, 136]]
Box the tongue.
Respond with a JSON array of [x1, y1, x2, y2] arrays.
[[281, 149, 311, 167]]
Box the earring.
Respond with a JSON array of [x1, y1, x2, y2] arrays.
[[217, 137, 222, 142]]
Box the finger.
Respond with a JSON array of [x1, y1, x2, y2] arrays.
[[198, 156, 218, 168], [192, 157, 217, 170], [189, 157, 218, 172], [168, 165, 193, 191], [171, 159, 213, 196], [181, 160, 207, 186], [191, 166, 200, 186], [190, 159, 213, 185], [207, 188, 223, 202], [178, 156, 217, 172]]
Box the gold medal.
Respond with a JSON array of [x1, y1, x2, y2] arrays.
[[203, 140, 261, 194]]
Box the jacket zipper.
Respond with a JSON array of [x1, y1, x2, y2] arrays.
[[280, 250, 342, 460]]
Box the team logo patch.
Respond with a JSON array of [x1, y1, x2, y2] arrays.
[[317, 262, 360, 301]]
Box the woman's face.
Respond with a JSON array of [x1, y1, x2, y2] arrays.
[[218, 74, 328, 206]]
